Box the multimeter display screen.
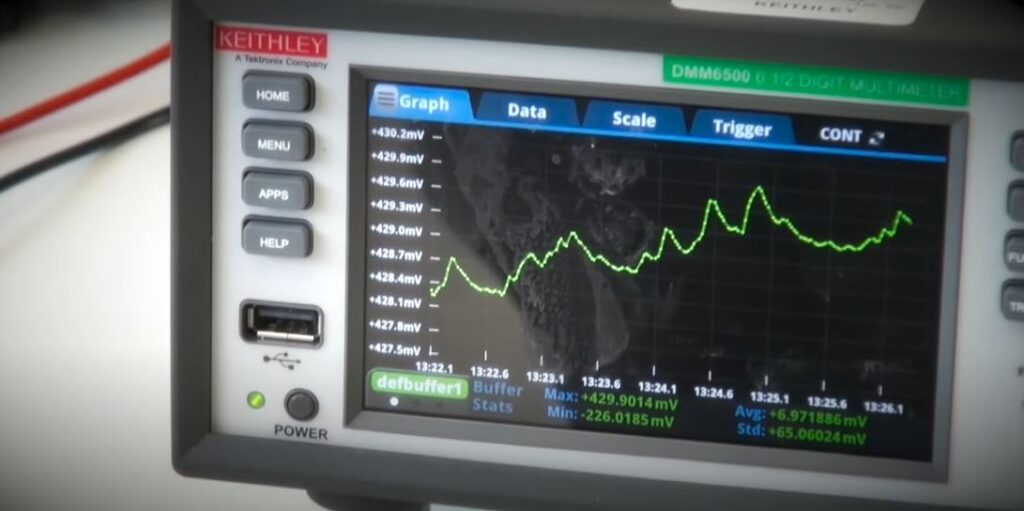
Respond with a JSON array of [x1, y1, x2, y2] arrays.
[[359, 79, 951, 461]]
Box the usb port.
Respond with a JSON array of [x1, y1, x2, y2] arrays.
[[240, 300, 322, 346]]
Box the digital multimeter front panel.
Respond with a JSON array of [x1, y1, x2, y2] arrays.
[[205, 24, 1024, 510]]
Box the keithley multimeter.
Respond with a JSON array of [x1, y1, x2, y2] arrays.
[[172, 1, 1024, 509]]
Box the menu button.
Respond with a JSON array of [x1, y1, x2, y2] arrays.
[[242, 122, 313, 161]]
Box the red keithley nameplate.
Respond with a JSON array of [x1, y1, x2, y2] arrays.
[[216, 26, 327, 58]]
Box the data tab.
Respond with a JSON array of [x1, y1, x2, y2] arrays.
[[476, 92, 579, 127]]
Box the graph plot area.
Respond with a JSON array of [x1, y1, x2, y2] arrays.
[[429, 185, 914, 298]]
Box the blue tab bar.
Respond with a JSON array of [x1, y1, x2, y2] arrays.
[[691, 109, 794, 144], [365, 83, 945, 164], [476, 92, 579, 127], [583, 101, 685, 136], [369, 83, 473, 123]]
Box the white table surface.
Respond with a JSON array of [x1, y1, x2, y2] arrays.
[[0, 1, 473, 509]]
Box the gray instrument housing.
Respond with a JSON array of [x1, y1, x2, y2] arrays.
[[172, 1, 1024, 509]]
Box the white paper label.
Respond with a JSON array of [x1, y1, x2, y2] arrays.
[[670, 0, 925, 26]]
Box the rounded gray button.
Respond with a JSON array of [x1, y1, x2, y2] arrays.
[[242, 218, 312, 257], [285, 389, 318, 421], [242, 121, 313, 161], [1012, 131, 1024, 172], [243, 72, 313, 112], [1011, 183, 1024, 222]]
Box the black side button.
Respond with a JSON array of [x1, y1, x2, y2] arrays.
[[1011, 131, 1024, 172], [285, 389, 319, 421], [1010, 183, 1024, 222], [1008, 233, 1024, 272], [1004, 282, 1024, 321]]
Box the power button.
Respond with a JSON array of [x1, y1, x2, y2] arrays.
[[285, 389, 318, 421]]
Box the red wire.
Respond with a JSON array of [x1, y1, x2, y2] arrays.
[[0, 43, 171, 136]]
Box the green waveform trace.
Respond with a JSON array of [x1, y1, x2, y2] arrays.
[[427, 186, 912, 298]]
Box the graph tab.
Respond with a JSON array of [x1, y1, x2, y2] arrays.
[[369, 83, 474, 123], [691, 109, 795, 144], [476, 92, 580, 127], [582, 100, 686, 136]]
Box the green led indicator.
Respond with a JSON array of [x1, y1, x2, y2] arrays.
[[247, 391, 266, 410], [430, 186, 912, 298]]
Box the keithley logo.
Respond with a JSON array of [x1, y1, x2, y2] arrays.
[[216, 26, 327, 58]]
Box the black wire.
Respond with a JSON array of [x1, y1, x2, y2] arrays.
[[0, 106, 171, 193]]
